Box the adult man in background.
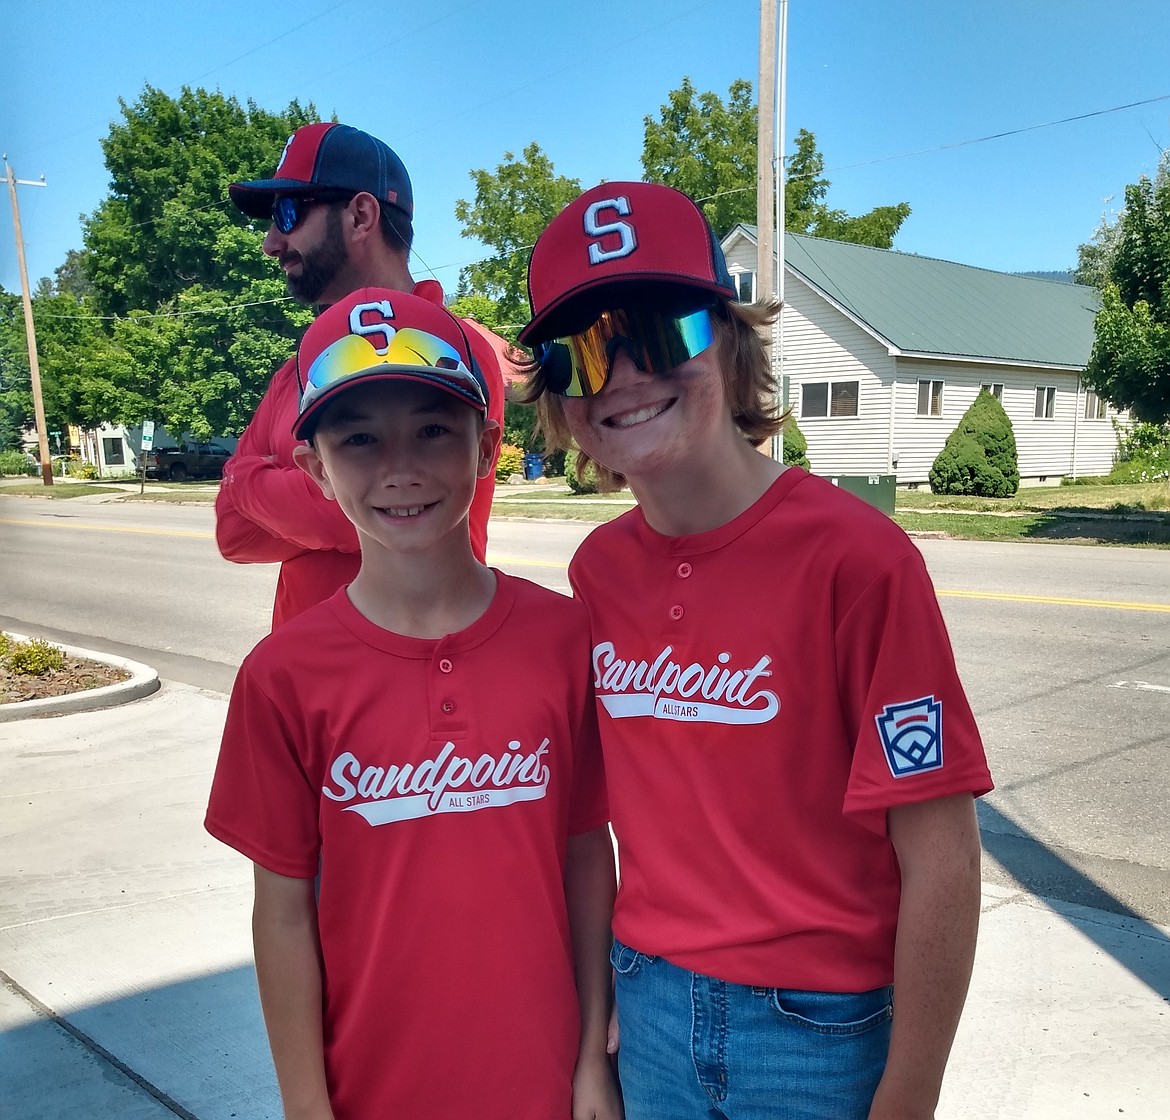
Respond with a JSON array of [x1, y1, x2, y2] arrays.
[[217, 122, 505, 627]]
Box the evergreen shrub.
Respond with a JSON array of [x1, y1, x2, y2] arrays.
[[929, 390, 1020, 497], [564, 448, 600, 494], [782, 418, 810, 469]]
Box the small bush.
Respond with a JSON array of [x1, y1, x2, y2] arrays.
[[782, 417, 810, 469], [0, 633, 11, 658], [564, 448, 600, 494], [495, 443, 523, 482], [68, 460, 100, 480], [0, 450, 36, 476], [930, 390, 1019, 497], [1110, 420, 1170, 484], [542, 447, 567, 478], [6, 637, 67, 676]]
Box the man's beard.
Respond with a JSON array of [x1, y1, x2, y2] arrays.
[[285, 206, 348, 305]]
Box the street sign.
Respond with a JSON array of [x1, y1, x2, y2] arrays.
[[141, 420, 155, 450]]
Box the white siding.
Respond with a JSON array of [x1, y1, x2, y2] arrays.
[[721, 230, 1128, 486], [890, 361, 1125, 485], [781, 275, 896, 475]]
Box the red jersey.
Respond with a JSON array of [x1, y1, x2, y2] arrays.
[[215, 279, 506, 629], [570, 467, 992, 992], [205, 574, 607, 1120]]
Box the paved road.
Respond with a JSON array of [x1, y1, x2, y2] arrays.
[[2, 492, 1169, 923]]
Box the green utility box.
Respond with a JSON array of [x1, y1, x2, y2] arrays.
[[827, 474, 897, 516]]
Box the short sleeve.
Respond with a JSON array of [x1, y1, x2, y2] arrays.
[[204, 659, 322, 877], [836, 552, 993, 833]]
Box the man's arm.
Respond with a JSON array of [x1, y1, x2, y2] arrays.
[[868, 794, 981, 1120], [564, 826, 623, 1120], [216, 363, 359, 564], [252, 865, 336, 1120]]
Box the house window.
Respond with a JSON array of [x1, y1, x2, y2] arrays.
[[102, 438, 125, 465], [1034, 386, 1056, 419], [980, 382, 1004, 401], [1084, 391, 1106, 420], [802, 380, 859, 418], [917, 379, 944, 416], [733, 270, 756, 303]]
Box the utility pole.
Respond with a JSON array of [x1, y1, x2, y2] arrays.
[[3, 157, 52, 486], [757, 0, 776, 315]]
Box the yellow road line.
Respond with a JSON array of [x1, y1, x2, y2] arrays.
[[6, 520, 1169, 614], [937, 589, 1170, 613], [0, 517, 212, 540]]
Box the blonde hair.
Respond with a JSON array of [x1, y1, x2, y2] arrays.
[[518, 298, 785, 492]]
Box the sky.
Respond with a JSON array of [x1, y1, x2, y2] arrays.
[[3, 0, 1169, 299]]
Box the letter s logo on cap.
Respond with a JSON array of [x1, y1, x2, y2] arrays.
[[349, 300, 396, 352], [584, 197, 637, 264]]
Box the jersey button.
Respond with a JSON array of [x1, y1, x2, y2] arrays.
[[669, 604, 684, 621], [441, 699, 456, 714], [676, 562, 692, 579], [438, 658, 453, 673]]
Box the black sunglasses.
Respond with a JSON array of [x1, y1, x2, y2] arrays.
[[270, 194, 351, 235]]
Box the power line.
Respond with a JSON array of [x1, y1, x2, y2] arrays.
[[822, 93, 1170, 174]]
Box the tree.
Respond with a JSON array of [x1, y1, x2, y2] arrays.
[[642, 77, 759, 236], [642, 78, 910, 247], [454, 144, 581, 338], [33, 85, 319, 440], [0, 291, 34, 450], [1081, 152, 1170, 423]]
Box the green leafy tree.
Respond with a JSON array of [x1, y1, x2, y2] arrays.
[[929, 389, 1019, 497], [1081, 153, 1170, 423], [642, 77, 759, 236], [642, 78, 910, 247], [454, 144, 581, 338], [0, 291, 34, 449], [83, 84, 317, 316], [35, 85, 319, 438]]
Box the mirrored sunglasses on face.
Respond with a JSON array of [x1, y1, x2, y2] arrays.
[[301, 329, 486, 409], [270, 194, 350, 235], [534, 304, 715, 397]]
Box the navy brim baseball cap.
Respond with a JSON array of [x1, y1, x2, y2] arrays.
[[229, 122, 413, 222], [293, 288, 489, 441]]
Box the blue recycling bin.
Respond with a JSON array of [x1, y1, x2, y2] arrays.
[[522, 453, 544, 481]]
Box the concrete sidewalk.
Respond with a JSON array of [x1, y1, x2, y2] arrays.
[[2, 681, 1168, 1119]]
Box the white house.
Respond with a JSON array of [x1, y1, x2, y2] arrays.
[[723, 227, 1127, 487]]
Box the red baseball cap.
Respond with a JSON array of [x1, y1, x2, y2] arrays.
[[229, 123, 413, 221], [294, 288, 488, 440], [519, 181, 737, 345]]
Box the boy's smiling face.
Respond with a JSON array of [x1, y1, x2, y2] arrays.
[[295, 380, 499, 556]]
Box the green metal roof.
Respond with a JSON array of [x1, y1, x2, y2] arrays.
[[733, 227, 1099, 368]]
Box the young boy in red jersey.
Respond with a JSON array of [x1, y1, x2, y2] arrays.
[[205, 289, 621, 1120], [519, 183, 993, 1120]]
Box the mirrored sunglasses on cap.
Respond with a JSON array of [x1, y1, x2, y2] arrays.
[[534, 302, 715, 397], [300, 329, 486, 413]]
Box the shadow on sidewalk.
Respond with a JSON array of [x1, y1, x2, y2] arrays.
[[979, 801, 1170, 999], [2, 964, 278, 1119]]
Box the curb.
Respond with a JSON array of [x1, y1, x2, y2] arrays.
[[0, 634, 160, 722]]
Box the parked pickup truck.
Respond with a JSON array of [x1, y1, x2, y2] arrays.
[[144, 442, 232, 481]]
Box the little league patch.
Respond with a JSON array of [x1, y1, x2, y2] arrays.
[[875, 696, 943, 777]]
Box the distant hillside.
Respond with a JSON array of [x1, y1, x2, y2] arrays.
[[1013, 270, 1076, 284]]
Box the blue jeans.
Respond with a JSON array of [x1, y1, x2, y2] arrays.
[[610, 937, 892, 1120]]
